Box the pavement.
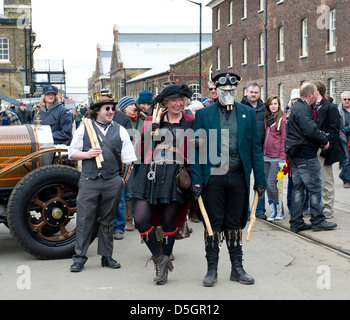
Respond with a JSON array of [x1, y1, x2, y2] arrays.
[[0, 164, 349, 301], [262, 165, 350, 257]]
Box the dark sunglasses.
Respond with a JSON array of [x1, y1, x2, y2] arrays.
[[343, 98, 350, 101], [105, 106, 116, 112], [209, 88, 217, 91]]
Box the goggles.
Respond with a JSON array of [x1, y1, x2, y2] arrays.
[[216, 76, 238, 86]]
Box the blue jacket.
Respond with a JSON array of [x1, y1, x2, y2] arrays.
[[37, 100, 72, 145], [191, 102, 266, 196]]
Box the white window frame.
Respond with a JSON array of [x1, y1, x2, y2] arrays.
[[216, 47, 221, 71], [229, 43, 233, 68], [259, 33, 265, 65], [328, 9, 336, 52], [0, 38, 9, 62], [279, 83, 285, 107], [301, 19, 308, 57], [242, 0, 247, 20], [329, 78, 336, 102], [278, 26, 285, 62], [228, 1, 233, 25], [242, 38, 247, 65], [216, 8, 221, 30], [259, 0, 264, 12]]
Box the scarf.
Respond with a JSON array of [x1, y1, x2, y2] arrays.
[[94, 119, 111, 130], [266, 113, 275, 127], [128, 113, 138, 122]]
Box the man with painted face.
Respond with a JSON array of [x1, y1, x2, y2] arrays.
[[190, 73, 267, 287]]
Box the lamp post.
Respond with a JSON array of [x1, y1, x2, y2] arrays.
[[186, 0, 202, 96]]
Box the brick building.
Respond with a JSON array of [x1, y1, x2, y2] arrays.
[[88, 25, 212, 102], [0, 0, 35, 103], [207, 0, 350, 104]]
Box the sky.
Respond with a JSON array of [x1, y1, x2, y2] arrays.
[[1, 0, 213, 94]]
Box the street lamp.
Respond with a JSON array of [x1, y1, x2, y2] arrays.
[[186, 0, 202, 96]]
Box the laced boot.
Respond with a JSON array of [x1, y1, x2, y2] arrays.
[[230, 255, 254, 285], [151, 252, 174, 285], [203, 232, 220, 287]]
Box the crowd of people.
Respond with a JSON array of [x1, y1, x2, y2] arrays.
[[1, 76, 349, 287]]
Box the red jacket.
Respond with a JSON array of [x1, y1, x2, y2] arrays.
[[263, 116, 287, 160]]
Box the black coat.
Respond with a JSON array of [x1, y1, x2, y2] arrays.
[[318, 99, 347, 165], [285, 98, 328, 156], [17, 109, 32, 124]]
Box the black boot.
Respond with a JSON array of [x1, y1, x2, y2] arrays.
[[151, 252, 174, 285], [203, 232, 220, 287], [230, 255, 254, 285], [226, 230, 254, 285]]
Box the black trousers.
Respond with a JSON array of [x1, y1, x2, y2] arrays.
[[204, 170, 248, 232]]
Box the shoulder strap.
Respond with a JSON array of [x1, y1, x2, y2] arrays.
[[92, 121, 122, 167]]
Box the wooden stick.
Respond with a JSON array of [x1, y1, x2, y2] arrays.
[[151, 104, 162, 137], [245, 191, 259, 241], [83, 118, 104, 169], [198, 196, 214, 237]]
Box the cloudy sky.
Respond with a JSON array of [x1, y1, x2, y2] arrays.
[[1, 0, 213, 93]]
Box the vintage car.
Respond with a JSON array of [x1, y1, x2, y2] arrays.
[[0, 124, 82, 260]]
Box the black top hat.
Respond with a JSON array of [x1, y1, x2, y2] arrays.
[[212, 73, 242, 88]]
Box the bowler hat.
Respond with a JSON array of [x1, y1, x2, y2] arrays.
[[90, 99, 118, 110]]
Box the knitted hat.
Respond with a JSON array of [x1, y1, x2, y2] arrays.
[[137, 90, 153, 104], [118, 96, 136, 111]]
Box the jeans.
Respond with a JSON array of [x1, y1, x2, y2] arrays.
[[289, 157, 325, 229], [114, 186, 126, 233], [339, 149, 350, 184]]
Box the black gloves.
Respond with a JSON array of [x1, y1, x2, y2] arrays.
[[152, 122, 160, 133], [254, 185, 267, 198], [191, 185, 203, 200]]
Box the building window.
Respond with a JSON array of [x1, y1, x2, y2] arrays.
[[242, 0, 247, 20], [216, 47, 221, 71], [216, 8, 221, 30], [259, 0, 264, 12], [279, 83, 285, 107], [328, 9, 336, 52], [242, 38, 247, 65], [278, 26, 284, 61], [301, 19, 308, 57], [0, 38, 9, 61], [189, 84, 200, 101], [229, 1, 233, 25], [328, 78, 336, 102], [229, 43, 233, 68], [259, 33, 265, 65]]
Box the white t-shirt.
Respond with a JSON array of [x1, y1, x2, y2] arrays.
[[68, 121, 137, 164]]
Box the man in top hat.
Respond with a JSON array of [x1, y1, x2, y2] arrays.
[[68, 99, 136, 272], [36, 85, 72, 145], [190, 72, 266, 287]]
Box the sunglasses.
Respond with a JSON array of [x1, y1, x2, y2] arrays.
[[343, 98, 350, 101], [105, 106, 116, 112], [209, 88, 217, 91]]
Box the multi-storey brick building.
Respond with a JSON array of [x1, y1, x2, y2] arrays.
[[0, 0, 35, 103], [207, 0, 350, 104]]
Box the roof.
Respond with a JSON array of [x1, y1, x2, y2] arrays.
[[115, 26, 212, 69]]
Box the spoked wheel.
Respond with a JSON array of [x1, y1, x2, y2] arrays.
[[7, 165, 80, 260]]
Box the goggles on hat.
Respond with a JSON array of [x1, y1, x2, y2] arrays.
[[216, 76, 238, 86]]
